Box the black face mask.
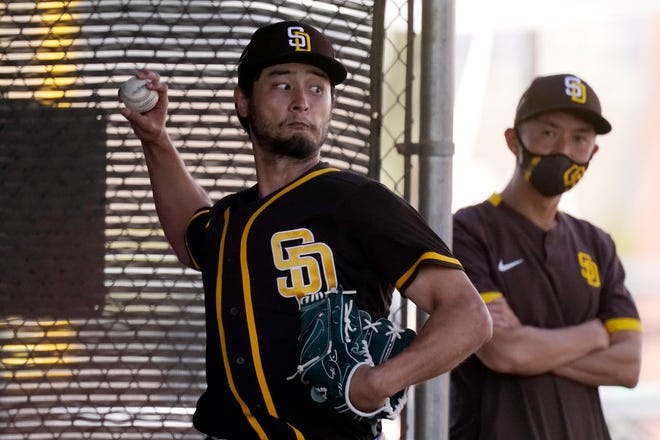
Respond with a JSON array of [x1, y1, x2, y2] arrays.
[[516, 130, 591, 197]]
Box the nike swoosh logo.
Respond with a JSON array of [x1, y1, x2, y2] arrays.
[[498, 258, 524, 272]]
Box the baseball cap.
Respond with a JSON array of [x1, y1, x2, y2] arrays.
[[514, 73, 611, 134], [238, 20, 347, 88]]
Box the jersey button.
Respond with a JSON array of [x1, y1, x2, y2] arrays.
[[229, 307, 239, 316], [236, 356, 245, 365]]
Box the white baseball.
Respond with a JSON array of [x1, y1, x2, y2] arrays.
[[119, 77, 158, 113]]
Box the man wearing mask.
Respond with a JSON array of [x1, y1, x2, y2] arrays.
[[449, 73, 642, 439]]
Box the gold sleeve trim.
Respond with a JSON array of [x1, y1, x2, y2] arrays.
[[604, 317, 642, 333], [480, 292, 503, 304], [395, 252, 462, 290]]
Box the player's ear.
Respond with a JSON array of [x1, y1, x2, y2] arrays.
[[504, 127, 519, 155], [234, 86, 249, 118]]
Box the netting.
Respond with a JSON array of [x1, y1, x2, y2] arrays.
[[0, 1, 415, 438]]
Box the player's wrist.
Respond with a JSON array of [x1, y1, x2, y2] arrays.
[[141, 130, 174, 153], [347, 364, 388, 417], [348, 364, 388, 412]]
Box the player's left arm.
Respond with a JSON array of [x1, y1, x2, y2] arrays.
[[552, 327, 642, 388], [552, 235, 644, 388], [348, 264, 492, 412]]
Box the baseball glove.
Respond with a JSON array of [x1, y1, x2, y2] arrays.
[[289, 287, 372, 415], [289, 286, 416, 421]]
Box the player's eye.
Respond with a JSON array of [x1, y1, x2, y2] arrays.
[[574, 135, 585, 143], [309, 85, 323, 95], [542, 128, 557, 139], [275, 82, 291, 91]]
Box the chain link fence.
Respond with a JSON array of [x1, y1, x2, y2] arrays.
[[1, 1, 416, 438]]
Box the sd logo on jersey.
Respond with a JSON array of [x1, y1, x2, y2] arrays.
[[271, 228, 338, 301], [578, 251, 601, 287]]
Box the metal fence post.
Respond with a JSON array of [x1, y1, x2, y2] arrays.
[[415, 0, 455, 438]]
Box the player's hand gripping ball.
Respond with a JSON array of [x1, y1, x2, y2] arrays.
[[119, 77, 158, 113]]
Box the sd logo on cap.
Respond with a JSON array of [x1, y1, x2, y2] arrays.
[[514, 73, 611, 134], [237, 21, 347, 89]]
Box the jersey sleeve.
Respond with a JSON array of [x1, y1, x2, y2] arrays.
[[452, 206, 503, 303], [337, 180, 462, 292], [596, 231, 641, 333], [185, 207, 211, 271]]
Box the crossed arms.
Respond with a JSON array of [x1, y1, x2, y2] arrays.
[[478, 296, 642, 388]]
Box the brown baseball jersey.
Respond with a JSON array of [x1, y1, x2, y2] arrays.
[[450, 193, 641, 440], [185, 163, 463, 440]]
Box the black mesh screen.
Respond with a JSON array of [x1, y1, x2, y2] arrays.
[[0, 1, 376, 438]]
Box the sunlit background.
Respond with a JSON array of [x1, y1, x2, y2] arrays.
[[384, 0, 660, 438], [448, 0, 659, 438]]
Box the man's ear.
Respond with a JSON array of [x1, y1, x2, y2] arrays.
[[504, 127, 527, 165], [504, 128, 519, 155], [234, 87, 249, 118]]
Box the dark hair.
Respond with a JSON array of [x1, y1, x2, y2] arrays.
[[236, 70, 259, 134]]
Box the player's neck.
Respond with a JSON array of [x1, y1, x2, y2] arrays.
[[253, 152, 321, 198], [501, 181, 560, 231]]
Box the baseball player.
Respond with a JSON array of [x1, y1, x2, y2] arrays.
[[121, 21, 491, 440], [449, 74, 642, 439]]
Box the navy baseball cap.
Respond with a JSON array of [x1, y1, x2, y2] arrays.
[[237, 21, 347, 88], [514, 73, 611, 134]]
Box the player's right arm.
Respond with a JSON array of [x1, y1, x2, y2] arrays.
[[476, 296, 610, 375], [121, 70, 211, 267], [349, 264, 493, 413]]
